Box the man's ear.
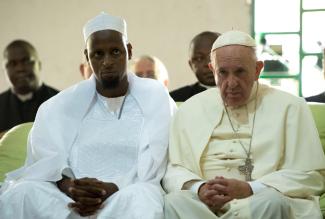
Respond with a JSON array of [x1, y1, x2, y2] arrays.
[[79, 64, 85, 78], [84, 49, 89, 62], [38, 61, 42, 71], [208, 62, 214, 72], [188, 59, 194, 71], [255, 61, 264, 80], [163, 79, 168, 87], [127, 43, 133, 60]]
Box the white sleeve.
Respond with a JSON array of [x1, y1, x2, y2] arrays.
[[248, 181, 267, 194], [61, 167, 75, 179], [190, 181, 207, 195]]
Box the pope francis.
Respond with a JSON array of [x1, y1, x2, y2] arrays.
[[162, 30, 325, 219], [0, 12, 176, 219]]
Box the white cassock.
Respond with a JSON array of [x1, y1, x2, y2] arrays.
[[0, 73, 176, 219], [163, 82, 325, 219]]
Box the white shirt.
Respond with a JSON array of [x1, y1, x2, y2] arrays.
[[69, 93, 144, 188]]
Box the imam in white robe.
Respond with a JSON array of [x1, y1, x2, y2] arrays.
[[0, 73, 176, 219]]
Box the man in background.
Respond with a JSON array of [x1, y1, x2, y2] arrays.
[[0, 40, 59, 133], [132, 55, 169, 87], [170, 31, 220, 102]]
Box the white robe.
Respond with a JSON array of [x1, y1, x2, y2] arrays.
[[163, 83, 325, 218], [69, 93, 143, 186], [0, 73, 176, 219]]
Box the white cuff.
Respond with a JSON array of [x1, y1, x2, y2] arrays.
[[61, 167, 75, 179], [190, 181, 206, 195], [248, 181, 267, 194]]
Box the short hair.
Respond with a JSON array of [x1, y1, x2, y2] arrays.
[[3, 40, 38, 59], [189, 31, 221, 49]]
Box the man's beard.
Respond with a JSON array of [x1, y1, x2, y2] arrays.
[[101, 76, 120, 89]]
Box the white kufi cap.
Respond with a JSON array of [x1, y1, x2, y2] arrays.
[[211, 30, 256, 51], [83, 12, 127, 43]]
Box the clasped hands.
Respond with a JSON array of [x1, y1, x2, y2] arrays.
[[198, 176, 253, 213], [57, 177, 118, 217]]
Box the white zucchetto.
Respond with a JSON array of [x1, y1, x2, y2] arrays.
[[211, 30, 256, 52], [83, 12, 127, 43]]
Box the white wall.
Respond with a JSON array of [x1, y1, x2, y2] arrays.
[[0, 0, 251, 92]]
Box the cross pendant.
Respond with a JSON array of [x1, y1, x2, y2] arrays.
[[238, 158, 254, 181]]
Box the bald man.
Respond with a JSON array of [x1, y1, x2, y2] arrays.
[[133, 55, 169, 87]]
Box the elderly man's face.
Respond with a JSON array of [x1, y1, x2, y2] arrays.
[[85, 30, 131, 92], [134, 58, 156, 79], [189, 36, 217, 86], [210, 45, 263, 107], [4, 46, 40, 94]]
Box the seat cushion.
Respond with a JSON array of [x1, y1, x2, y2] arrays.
[[319, 193, 325, 219], [0, 122, 33, 182], [309, 104, 325, 151]]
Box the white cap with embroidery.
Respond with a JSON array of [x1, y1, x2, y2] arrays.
[[83, 12, 127, 43]]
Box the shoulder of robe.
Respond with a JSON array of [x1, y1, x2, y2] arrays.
[[37, 79, 90, 114], [259, 83, 306, 108]]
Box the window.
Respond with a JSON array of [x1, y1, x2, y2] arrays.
[[253, 0, 325, 97]]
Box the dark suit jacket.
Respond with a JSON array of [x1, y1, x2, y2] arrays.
[[305, 92, 325, 103], [0, 84, 59, 132], [170, 82, 207, 102]]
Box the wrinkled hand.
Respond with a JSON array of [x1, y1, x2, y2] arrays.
[[207, 176, 253, 200], [198, 176, 253, 213], [57, 177, 118, 217], [198, 181, 232, 213]]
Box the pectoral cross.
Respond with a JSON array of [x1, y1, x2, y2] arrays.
[[238, 158, 254, 181]]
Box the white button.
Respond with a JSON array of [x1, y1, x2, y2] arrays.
[[226, 167, 231, 171], [234, 211, 239, 216], [232, 140, 237, 143]]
